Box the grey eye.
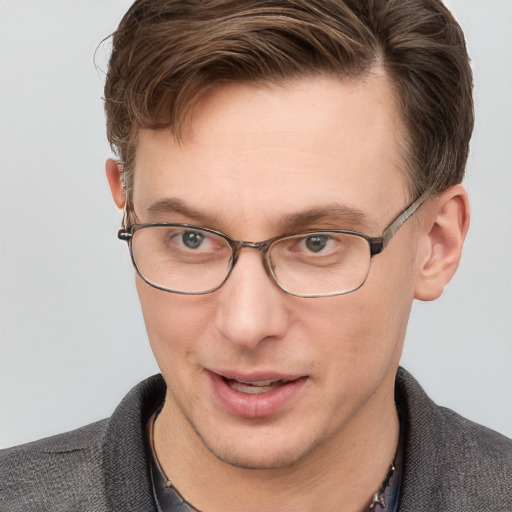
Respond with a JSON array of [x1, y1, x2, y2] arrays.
[[182, 231, 204, 249], [305, 235, 328, 252]]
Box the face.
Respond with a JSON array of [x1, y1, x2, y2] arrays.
[[129, 74, 421, 469]]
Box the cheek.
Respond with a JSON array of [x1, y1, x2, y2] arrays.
[[358, 246, 417, 354], [308, 254, 416, 374], [136, 278, 213, 370]]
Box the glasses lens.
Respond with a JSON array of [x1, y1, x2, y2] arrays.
[[269, 232, 371, 297], [131, 226, 232, 293]]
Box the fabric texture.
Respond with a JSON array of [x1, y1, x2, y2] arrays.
[[1, 368, 511, 511]]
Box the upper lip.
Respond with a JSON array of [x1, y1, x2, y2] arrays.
[[207, 368, 305, 383]]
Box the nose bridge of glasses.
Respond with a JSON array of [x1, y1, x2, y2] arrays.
[[229, 239, 275, 279], [238, 240, 271, 251], [227, 237, 272, 256]]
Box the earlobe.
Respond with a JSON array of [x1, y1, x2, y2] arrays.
[[105, 158, 126, 209], [414, 185, 470, 301]]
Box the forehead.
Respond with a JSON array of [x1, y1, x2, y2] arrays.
[[132, 74, 409, 234]]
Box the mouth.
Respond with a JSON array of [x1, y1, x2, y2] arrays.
[[208, 370, 307, 418], [223, 377, 293, 395]]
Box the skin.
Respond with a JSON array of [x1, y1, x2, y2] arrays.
[[107, 73, 469, 511]]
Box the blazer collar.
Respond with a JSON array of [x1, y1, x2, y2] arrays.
[[102, 374, 166, 511]]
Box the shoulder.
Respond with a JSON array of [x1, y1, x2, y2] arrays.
[[435, 401, 512, 459], [0, 375, 166, 512], [0, 420, 110, 511], [396, 368, 512, 511], [431, 401, 512, 491]]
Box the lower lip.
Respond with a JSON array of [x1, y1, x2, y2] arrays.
[[208, 372, 307, 419]]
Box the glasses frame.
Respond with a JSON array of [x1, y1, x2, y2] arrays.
[[118, 189, 431, 298]]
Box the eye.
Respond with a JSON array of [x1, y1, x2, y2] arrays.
[[304, 234, 330, 253], [181, 231, 204, 249], [170, 228, 227, 255], [281, 232, 341, 258]]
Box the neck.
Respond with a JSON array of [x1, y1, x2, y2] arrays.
[[154, 380, 400, 512]]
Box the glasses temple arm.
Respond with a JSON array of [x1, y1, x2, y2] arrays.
[[375, 188, 434, 254]]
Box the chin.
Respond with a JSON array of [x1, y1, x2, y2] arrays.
[[210, 446, 310, 470], [198, 427, 324, 471]]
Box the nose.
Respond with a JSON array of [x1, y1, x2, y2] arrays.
[[214, 250, 289, 349]]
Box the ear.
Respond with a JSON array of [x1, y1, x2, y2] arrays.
[[414, 184, 470, 301], [105, 158, 126, 209]]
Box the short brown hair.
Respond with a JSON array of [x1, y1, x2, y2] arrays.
[[104, 0, 473, 204]]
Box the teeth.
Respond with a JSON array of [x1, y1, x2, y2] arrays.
[[239, 380, 275, 386], [226, 379, 287, 394]]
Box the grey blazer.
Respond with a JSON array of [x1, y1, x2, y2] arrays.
[[1, 369, 511, 511]]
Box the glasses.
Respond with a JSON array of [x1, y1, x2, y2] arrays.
[[118, 191, 430, 298]]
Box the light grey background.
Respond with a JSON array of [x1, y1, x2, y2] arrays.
[[1, 0, 511, 448]]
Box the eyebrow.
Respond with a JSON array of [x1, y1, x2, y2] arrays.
[[146, 198, 215, 225], [279, 205, 370, 232], [146, 197, 370, 232]]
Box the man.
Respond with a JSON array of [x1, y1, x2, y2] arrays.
[[1, 0, 511, 510]]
